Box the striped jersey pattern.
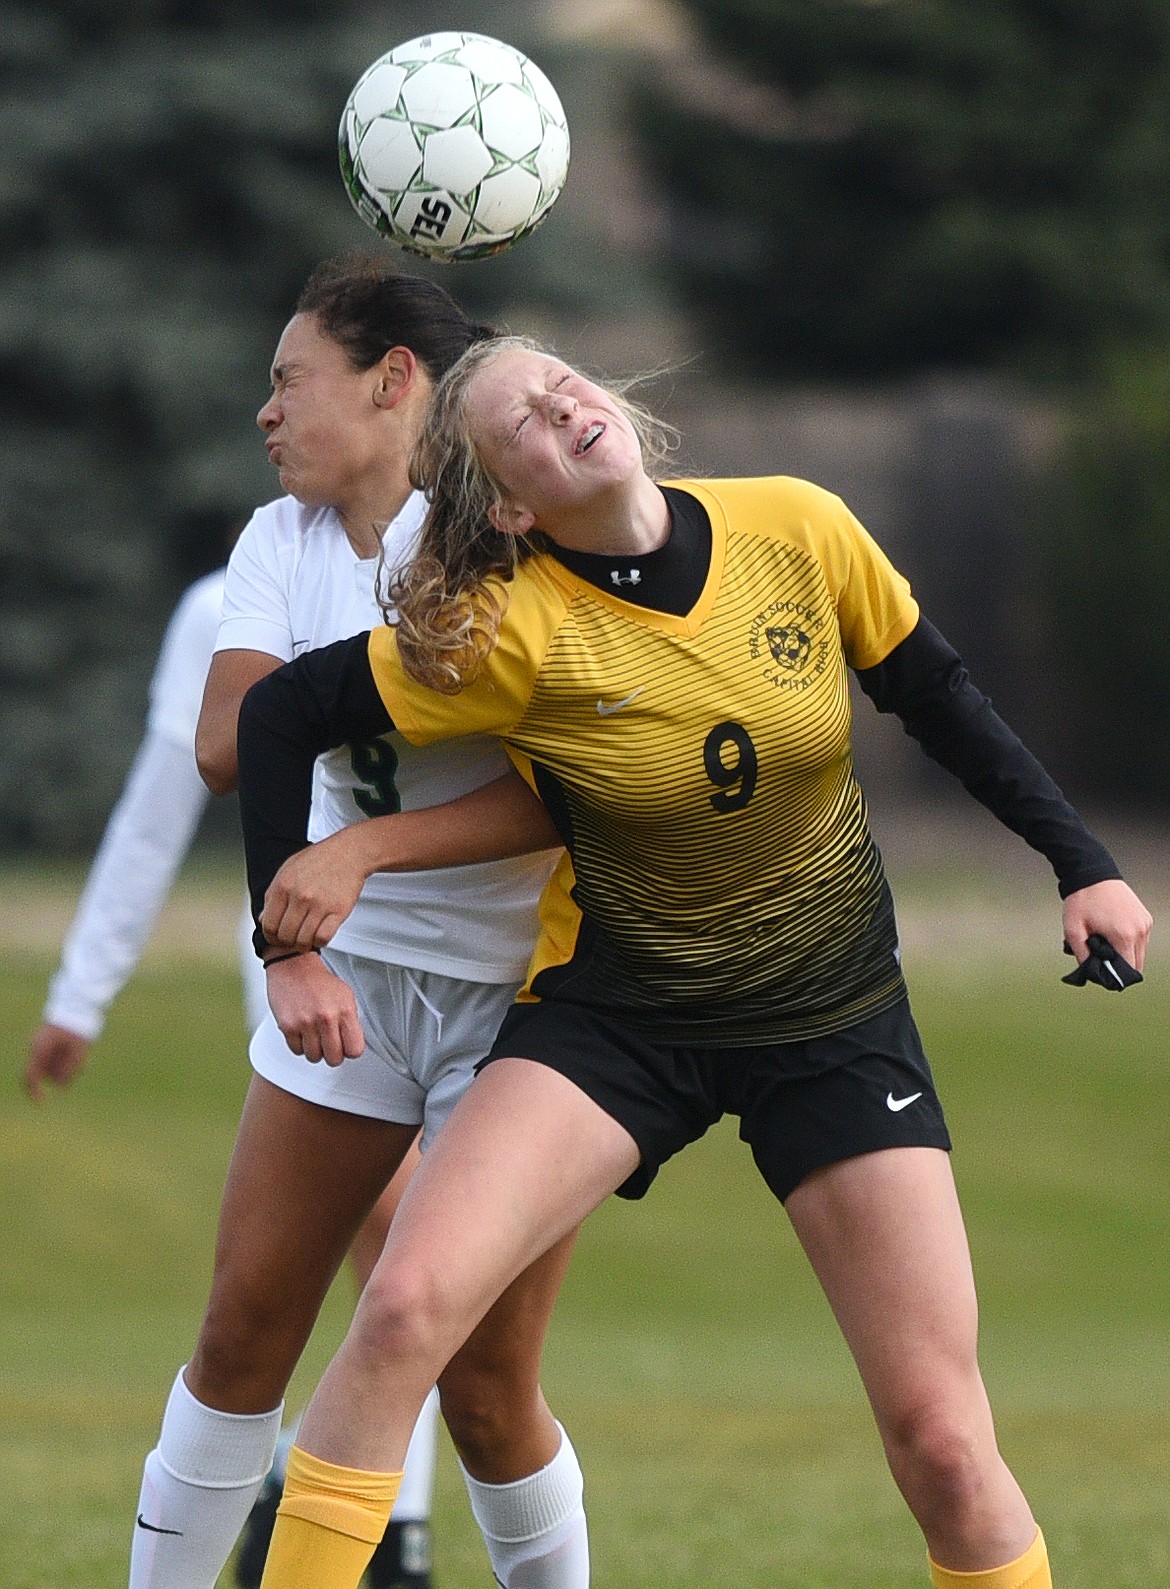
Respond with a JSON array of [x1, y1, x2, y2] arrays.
[[371, 476, 921, 1044]]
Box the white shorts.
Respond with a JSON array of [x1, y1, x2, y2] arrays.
[[249, 948, 520, 1150]]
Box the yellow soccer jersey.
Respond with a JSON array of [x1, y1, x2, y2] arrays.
[[369, 476, 920, 1044]]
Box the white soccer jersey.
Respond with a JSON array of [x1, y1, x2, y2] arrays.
[[147, 568, 227, 749], [44, 570, 267, 1040], [216, 493, 556, 981]]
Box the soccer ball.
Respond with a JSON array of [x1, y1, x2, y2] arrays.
[[339, 32, 571, 261]]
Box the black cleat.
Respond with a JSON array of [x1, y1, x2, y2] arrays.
[[234, 1475, 281, 1588], [366, 1519, 433, 1589]]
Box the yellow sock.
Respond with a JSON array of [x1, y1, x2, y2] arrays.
[[930, 1528, 1051, 1589], [257, 1444, 402, 1589]]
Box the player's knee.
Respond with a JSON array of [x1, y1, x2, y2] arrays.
[[884, 1405, 987, 1524], [353, 1259, 451, 1370], [189, 1276, 312, 1405]]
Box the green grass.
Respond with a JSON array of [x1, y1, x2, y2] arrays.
[[2, 914, 1169, 1587]]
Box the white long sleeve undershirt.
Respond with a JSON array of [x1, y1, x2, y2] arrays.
[[42, 729, 210, 1040]]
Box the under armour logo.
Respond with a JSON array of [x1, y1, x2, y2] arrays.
[[611, 568, 641, 587]]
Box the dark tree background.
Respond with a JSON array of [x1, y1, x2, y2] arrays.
[[635, 0, 1170, 380]]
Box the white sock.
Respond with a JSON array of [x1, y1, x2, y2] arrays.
[[127, 1367, 283, 1589], [461, 1423, 589, 1589], [393, 1385, 439, 1520]]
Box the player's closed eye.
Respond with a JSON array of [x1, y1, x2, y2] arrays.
[[515, 375, 572, 434]]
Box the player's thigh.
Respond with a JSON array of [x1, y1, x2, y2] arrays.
[[786, 1146, 983, 1424], [370, 1058, 638, 1344], [347, 1140, 423, 1293], [443, 1230, 577, 1390], [205, 1075, 419, 1325]]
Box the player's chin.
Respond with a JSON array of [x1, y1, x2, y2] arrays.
[[288, 475, 335, 510]]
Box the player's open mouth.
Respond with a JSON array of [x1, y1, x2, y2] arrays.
[[574, 422, 605, 455]]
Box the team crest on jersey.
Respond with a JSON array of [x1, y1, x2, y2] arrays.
[[765, 625, 811, 670], [749, 598, 830, 691]]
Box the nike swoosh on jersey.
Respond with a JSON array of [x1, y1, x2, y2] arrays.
[[885, 1090, 923, 1112], [596, 689, 643, 716]]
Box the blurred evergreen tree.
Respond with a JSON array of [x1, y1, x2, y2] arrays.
[[1040, 343, 1170, 803], [635, 0, 1170, 380], [0, 0, 618, 848]]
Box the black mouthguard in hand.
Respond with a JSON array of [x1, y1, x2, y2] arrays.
[[1062, 933, 1143, 990]]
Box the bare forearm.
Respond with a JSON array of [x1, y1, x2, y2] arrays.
[[240, 638, 561, 954], [260, 773, 562, 951], [361, 773, 561, 875]]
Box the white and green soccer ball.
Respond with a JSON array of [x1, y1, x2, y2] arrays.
[[339, 32, 571, 261]]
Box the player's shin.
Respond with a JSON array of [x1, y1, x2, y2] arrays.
[[366, 1385, 439, 1588], [128, 1368, 283, 1589]]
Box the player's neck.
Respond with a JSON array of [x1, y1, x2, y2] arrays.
[[335, 479, 414, 560], [544, 476, 669, 558]]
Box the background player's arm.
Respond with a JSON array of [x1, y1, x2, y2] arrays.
[[25, 573, 225, 1101], [261, 770, 562, 950], [25, 730, 209, 1100], [263, 950, 367, 1068], [196, 648, 281, 794], [25, 1025, 89, 1101], [200, 619, 369, 1063]]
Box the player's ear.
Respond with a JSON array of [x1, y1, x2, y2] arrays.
[[488, 497, 536, 538], [373, 346, 418, 408]]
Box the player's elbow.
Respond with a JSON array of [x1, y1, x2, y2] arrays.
[[195, 722, 238, 795]]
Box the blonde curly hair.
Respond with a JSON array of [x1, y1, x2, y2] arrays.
[[384, 336, 677, 693]]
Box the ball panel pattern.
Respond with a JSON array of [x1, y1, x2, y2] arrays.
[[339, 30, 570, 260]]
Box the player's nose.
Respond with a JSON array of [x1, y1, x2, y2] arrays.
[[257, 395, 280, 430], [540, 391, 577, 423]]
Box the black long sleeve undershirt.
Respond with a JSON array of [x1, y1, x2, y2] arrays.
[[237, 633, 391, 954], [237, 616, 1122, 959], [854, 617, 1120, 897]]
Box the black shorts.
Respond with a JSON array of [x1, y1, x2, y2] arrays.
[[484, 996, 951, 1202]]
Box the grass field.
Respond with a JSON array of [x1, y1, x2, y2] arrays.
[[3, 852, 1168, 1588]]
